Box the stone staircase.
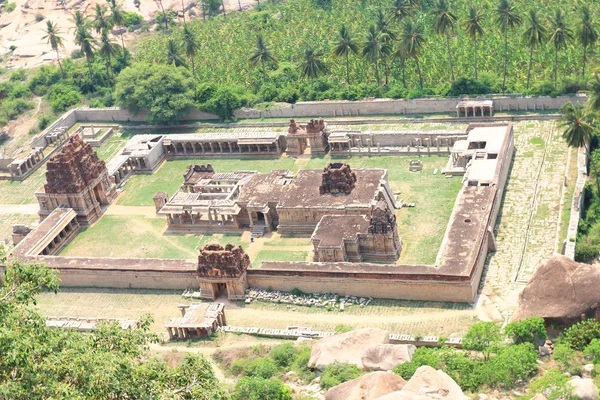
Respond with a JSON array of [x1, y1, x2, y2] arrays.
[[251, 224, 266, 239]]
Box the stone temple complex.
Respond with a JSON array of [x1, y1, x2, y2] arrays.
[[8, 118, 515, 304], [35, 135, 117, 225]]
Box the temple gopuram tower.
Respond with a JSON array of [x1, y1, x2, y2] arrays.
[[196, 243, 250, 300], [35, 134, 117, 225], [360, 200, 402, 263], [285, 118, 329, 156]]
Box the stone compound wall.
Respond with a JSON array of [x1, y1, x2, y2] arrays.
[[565, 146, 588, 259]]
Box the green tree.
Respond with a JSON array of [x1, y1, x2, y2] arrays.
[[462, 5, 484, 80], [115, 63, 195, 124], [333, 25, 359, 84], [431, 0, 457, 83], [390, 0, 412, 23], [577, 5, 598, 80], [548, 9, 573, 89], [249, 34, 277, 82], [320, 362, 363, 389], [41, 20, 65, 77], [462, 322, 503, 361], [362, 24, 388, 86], [522, 10, 546, 90], [299, 48, 328, 79], [155, 0, 169, 31], [98, 29, 119, 80], [199, 84, 247, 120], [167, 38, 187, 68], [108, 0, 127, 51], [494, 0, 522, 91], [74, 23, 96, 84], [504, 317, 547, 344], [93, 4, 113, 34], [398, 18, 426, 88], [375, 10, 395, 85], [561, 106, 600, 198], [182, 23, 200, 78], [481, 343, 538, 388]]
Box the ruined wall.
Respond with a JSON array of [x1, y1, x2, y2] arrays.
[[73, 108, 219, 122], [55, 269, 199, 289]]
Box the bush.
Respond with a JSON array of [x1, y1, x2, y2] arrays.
[[504, 317, 547, 344], [584, 339, 600, 364], [479, 343, 538, 389], [5, 2, 16, 12], [37, 114, 53, 131], [445, 77, 492, 97], [9, 70, 26, 81], [200, 85, 250, 121], [291, 345, 315, 382], [575, 242, 600, 262], [6, 83, 31, 99], [564, 319, 600, 350], [526, 368, 575, 400], [48, 84, 81, 112], [122, 11, 143, 27], [270, 343, 296, 368], [232, 376, 292, 400], [246, 358, 279, 379], [0, 99, 34, 120], [334, 324, 353, 334], [35, 13, 44, 22], [28, 65, 63, 96], [320, 362, 362, 389], [462, 322, 504, 361], [553, 343, 581, 375]]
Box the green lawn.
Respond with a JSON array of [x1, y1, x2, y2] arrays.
[[60, 215, 245, 259], [0, 166, 46, 204], [95, 132, 128, 161], [117, 157, 297, 206], [252, 250, 308, 266]]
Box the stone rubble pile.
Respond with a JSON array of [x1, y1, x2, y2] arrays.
[[245, 287, 373, 309]]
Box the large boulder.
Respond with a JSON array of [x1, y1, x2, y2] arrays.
[[309, 328, 389, 371], [361, 344, 416, 371], [567, 377, 599, 400], [512, 255, 600, 322], [325, 372, 407, 400], [374, 366, 469, 400]]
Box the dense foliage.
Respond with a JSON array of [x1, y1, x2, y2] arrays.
[[320, 362, 363, 389], [0, 246, 226, 399]]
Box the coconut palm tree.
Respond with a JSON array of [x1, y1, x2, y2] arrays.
[[93, 4, 113, 34], [548, 9, 573, 89], [166, 39, 187, 67], [522, 10, 546, 91], [299, 48, 328, 79], [587, 75, 600, 113], [182, 24, 200, 78], [333, 25, 359, 84], [376, 10, 396, 85], [577, 6, 598, 80], [71, 10, 88, 30], [561, 106, 600, 197], [249, 34, 277, 81], [399, 18, 426, 88], [495, 0, 522, 91], [42, 20, 65, 77], [362, 25, 387, 86], [108, 0, 127, 52], [390, 0, 412, 24], [74, 24, 96, 83], [431, 0, 457, 83], [98, 29, 119, 80], [462, 5, 484, 80]]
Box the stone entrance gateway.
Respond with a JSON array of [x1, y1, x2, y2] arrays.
[[196, 243, 250, 300]]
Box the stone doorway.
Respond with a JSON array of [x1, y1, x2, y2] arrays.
[[212, 282, 227, 299]]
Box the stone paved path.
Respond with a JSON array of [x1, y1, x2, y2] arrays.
[[482, 120, 569, 308]]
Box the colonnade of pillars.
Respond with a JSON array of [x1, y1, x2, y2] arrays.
[[166, 141, 280, 156], [9, 148, 45, 178], [39, 219, 79, 256], [456, 105, 494, 117], [166, 210, 238, 227], [45, 127, 69, 145], [330, 136, 458, 154], [113, 157, 147, 184]]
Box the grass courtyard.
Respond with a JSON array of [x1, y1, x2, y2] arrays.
[[61, 154, 461, 265]]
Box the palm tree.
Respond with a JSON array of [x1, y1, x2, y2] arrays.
[[362, 25, 387, 86], [166, 39, 187, 67], [463, 5, 484, 80], [495, 0, 522, 91], [522, 10, 546, 91], [93, 4, 113, 34], [393, 44, 408, 87], [431, 0, 457, 83], [71, 10, 87, 30], [155, 0, 169, 31], [333, 25, 359, 84], [108, 0, 127, 52], [548, 9, 573, 89], [42, 20, 65, 77], [577, 6, 598, 80], [74, 24, 96, 82], [561, 106, 600, 197], [98, 29, 119, 80], [399, 18, 426, 88], [390, 0, 412, 24], [587, 75, 600, 113], [182, 24, 200, 78], [376, 10, 396, 85], [249, 34, 277, 81], [299, 48, 328, 79]]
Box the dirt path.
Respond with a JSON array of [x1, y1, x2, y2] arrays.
[[0, 204, 39, 214]]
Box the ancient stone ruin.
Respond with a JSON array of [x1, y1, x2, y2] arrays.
[[35, 135, 116, 225], [369, 200, 396, 235], [196, 243, 250, 300], [319, 163, 357, 195], [306, 118, 326, 134]]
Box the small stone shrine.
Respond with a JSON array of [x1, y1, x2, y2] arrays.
[[197, 244, 250, 300], [319, 163, 357, 195], [285, 118, 329, 156], [35, 135, 117, 225]]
